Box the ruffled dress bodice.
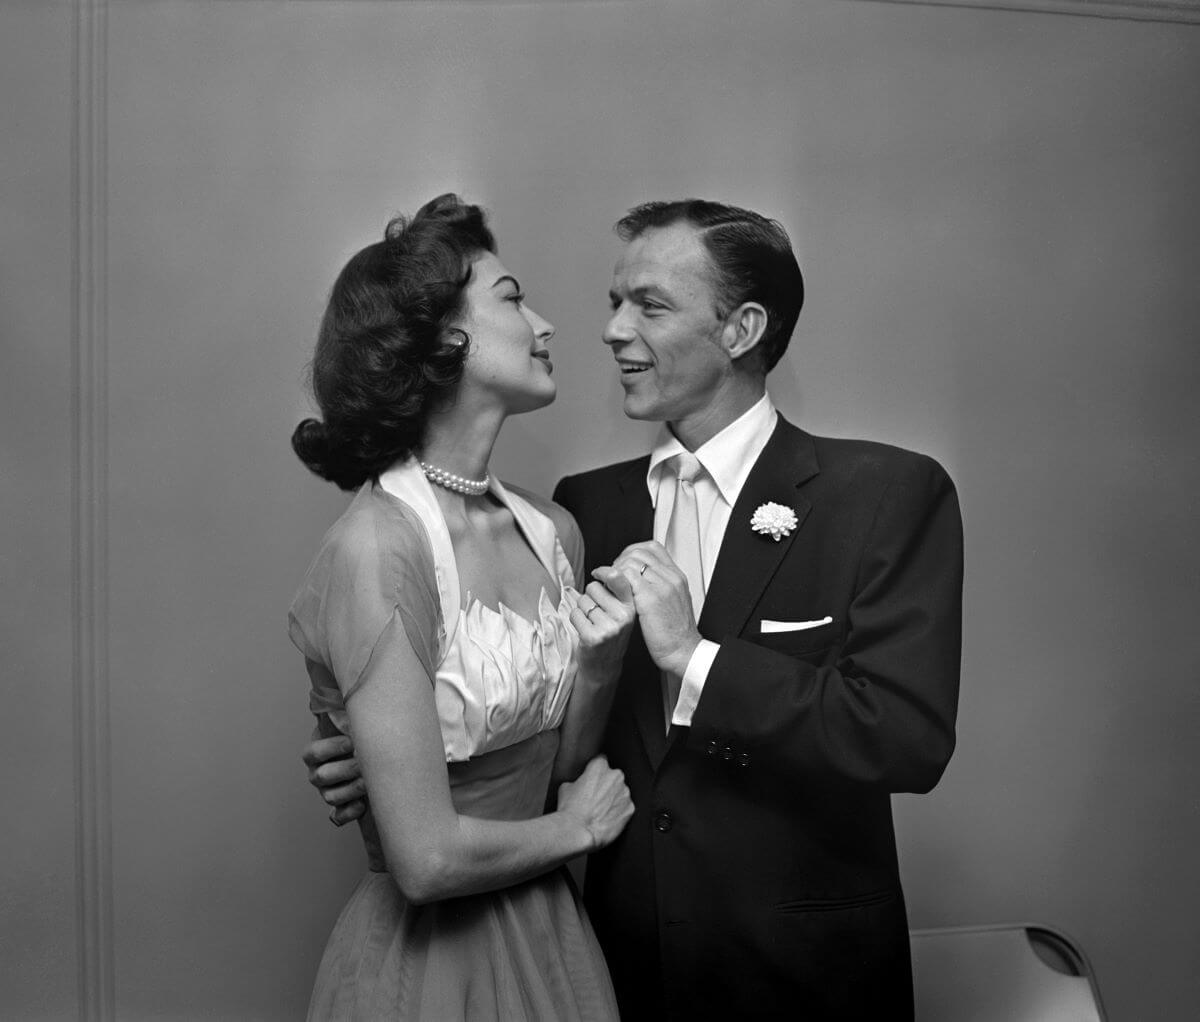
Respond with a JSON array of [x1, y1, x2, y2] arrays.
[[437, 586, 578, 765], [437, 586, 580, 825]]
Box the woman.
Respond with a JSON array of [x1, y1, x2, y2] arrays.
[[288, 194, 634, 1019]]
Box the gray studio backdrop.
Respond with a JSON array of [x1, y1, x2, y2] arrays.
[[3, 0, 1198, 1018]]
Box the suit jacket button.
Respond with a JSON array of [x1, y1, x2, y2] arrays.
[[721, 745, 734, 761], [654, 811, 673, 833], [706, 740, 719, 756], [738, 752, 750, 767]]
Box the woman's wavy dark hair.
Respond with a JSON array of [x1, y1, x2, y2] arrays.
[[292, 194, 495, 489]]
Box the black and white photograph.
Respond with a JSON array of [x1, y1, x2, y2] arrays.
[[3, 0, 1198, 1018]]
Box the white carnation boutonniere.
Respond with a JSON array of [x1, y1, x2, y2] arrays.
[[750, 502, 798, 542]]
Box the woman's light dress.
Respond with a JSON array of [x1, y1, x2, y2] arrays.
[[288, 460, 618, 1020]]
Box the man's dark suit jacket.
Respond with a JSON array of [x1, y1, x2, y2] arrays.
[[553, 416, 963, 1022]]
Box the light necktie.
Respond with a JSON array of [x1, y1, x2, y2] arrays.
[[662, 452, 705, 730]]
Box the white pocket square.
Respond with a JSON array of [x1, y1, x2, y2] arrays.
[[760, 616, 833, 634]]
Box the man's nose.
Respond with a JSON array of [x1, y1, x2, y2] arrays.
[[603, 306, 635, 346]]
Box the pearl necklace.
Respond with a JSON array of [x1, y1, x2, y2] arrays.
[[419, 460, 489, 496]]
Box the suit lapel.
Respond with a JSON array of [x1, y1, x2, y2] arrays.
[[698, 417, 818, 641], [612, 458, 654, 554], [613, 460, 672, 768]]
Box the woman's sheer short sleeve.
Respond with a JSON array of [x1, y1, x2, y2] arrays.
[[288, 487, 442, 731]]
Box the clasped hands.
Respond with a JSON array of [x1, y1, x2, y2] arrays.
[[581, 541, 701, 680]]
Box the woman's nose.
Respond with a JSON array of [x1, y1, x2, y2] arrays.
[[525, 305, 555, 343]]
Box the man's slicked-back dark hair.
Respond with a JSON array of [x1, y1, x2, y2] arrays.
[[292, 194, 495, 490], [615, 199, 804, 372]]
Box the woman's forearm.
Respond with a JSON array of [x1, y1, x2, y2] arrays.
[[554, 566, 635, 783], [552, 666, 619, 785], [391, 809, 592, 905]]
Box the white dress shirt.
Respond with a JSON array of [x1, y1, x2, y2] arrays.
[[646, 392, 778, 727]]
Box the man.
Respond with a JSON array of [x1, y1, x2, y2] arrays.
[[305, 200, 963, 1019]]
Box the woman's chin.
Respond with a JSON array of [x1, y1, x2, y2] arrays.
[[510, 383, 557, 414]]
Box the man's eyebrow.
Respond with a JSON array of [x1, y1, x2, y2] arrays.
[[491, 275, 522, 292], [609, 284, 671, 303], [632, 284, 671, 303]]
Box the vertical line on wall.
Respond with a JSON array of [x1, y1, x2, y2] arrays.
[[72, 0, 114, 1019]]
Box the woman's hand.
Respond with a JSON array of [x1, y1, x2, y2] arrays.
[[569, 567, 637, 684], [556, 754, 634, 851]]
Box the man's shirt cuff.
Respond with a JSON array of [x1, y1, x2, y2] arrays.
[[671, 639, 721, 728]]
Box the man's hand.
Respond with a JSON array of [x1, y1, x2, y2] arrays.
[[611, 541, 702, 677], [302, 731, 367, 826]]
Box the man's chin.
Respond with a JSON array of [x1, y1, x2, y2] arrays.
[[621, 393, 661, 421]]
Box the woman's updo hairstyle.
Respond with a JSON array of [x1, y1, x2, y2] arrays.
[[292, 193, 496, 489]]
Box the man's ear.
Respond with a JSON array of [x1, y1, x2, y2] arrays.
[[721, 302, 768, 362]]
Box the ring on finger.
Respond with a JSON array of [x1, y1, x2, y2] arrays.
[[584, 602, 600, 620]]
